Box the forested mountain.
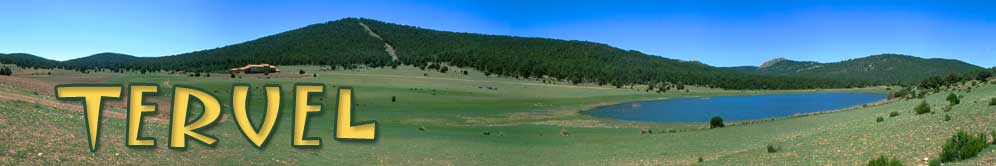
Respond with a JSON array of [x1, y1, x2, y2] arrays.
[[125, 19, 392, 72], [7, 18, 975, 90], [725, 54, 982, 84], [63, 52, 146, 69], [395, 18, 866, 89], [0, 53, 61, 68], [125, 18, 858, 90]]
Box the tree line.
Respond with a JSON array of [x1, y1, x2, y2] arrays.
[[2, 18, 893, 90]]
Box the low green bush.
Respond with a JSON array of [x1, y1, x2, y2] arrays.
[[867, 155, 903, 166], [990, 98, 996, 106], [710, 116, 724, 128], [876, 116, 884, 122], [938, 131, 988, 163], [946, 93, 960, 105], [889, 111, 899, 117], [944, 115, 951, 121], [915, 101, 931, 115], [766, 145, 779, 153]]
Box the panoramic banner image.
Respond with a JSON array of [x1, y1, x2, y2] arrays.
[[3, 0, 996, 165]]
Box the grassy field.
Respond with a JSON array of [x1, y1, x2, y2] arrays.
[[2, 65, 995, 165]]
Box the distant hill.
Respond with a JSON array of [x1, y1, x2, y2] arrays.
[[724, 54, 983, 84], [0, 53, 61, 68], [63, 52, 146, 69]]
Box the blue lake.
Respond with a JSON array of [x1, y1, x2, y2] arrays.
[[586, 93, 887, 122]]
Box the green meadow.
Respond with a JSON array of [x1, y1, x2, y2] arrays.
[[2, 66, 995, 165]]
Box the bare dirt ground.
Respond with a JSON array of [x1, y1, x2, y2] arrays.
[[0, 92, 167, 124], [0, 70, 170, 124]]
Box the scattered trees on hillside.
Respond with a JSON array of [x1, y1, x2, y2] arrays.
[[919, 68, 996, 90], [709, 116, 725, 128]]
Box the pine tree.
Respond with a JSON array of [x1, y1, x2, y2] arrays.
[[0, 67, 11, 76]]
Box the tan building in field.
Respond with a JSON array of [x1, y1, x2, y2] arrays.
[[230, 64, 280, 74]]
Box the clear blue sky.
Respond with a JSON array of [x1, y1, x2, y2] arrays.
[[1, 0, 994, 67]]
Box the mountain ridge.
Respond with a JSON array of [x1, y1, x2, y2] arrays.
[[723, 54, 982, 84], [0, 18, 982, 89]]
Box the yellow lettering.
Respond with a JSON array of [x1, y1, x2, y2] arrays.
[[127, 85, 158, 147], [169, 86, 222, 149], [335, 88, 377, 140], [232, 85, 281, 148], [293, 85, 323, 147], [55, 85, 122, 152]]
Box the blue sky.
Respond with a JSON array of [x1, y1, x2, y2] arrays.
[[1, 0, 994, 67]]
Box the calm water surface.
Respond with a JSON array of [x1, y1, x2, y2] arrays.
[[586, 93, 886, 122]]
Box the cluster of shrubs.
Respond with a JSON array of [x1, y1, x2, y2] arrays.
[[930, 131, 990, 165], [420, 63, 449, 73], [187, 72, 209, 77], [867, 155, 903, 166], [873, 130, 994, 166], [0, 66, 12, 76], [888, 88, 913, 99], [990, 98, 996, 106]]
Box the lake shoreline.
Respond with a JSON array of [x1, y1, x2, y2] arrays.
[[582, 92, 889, 124]]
